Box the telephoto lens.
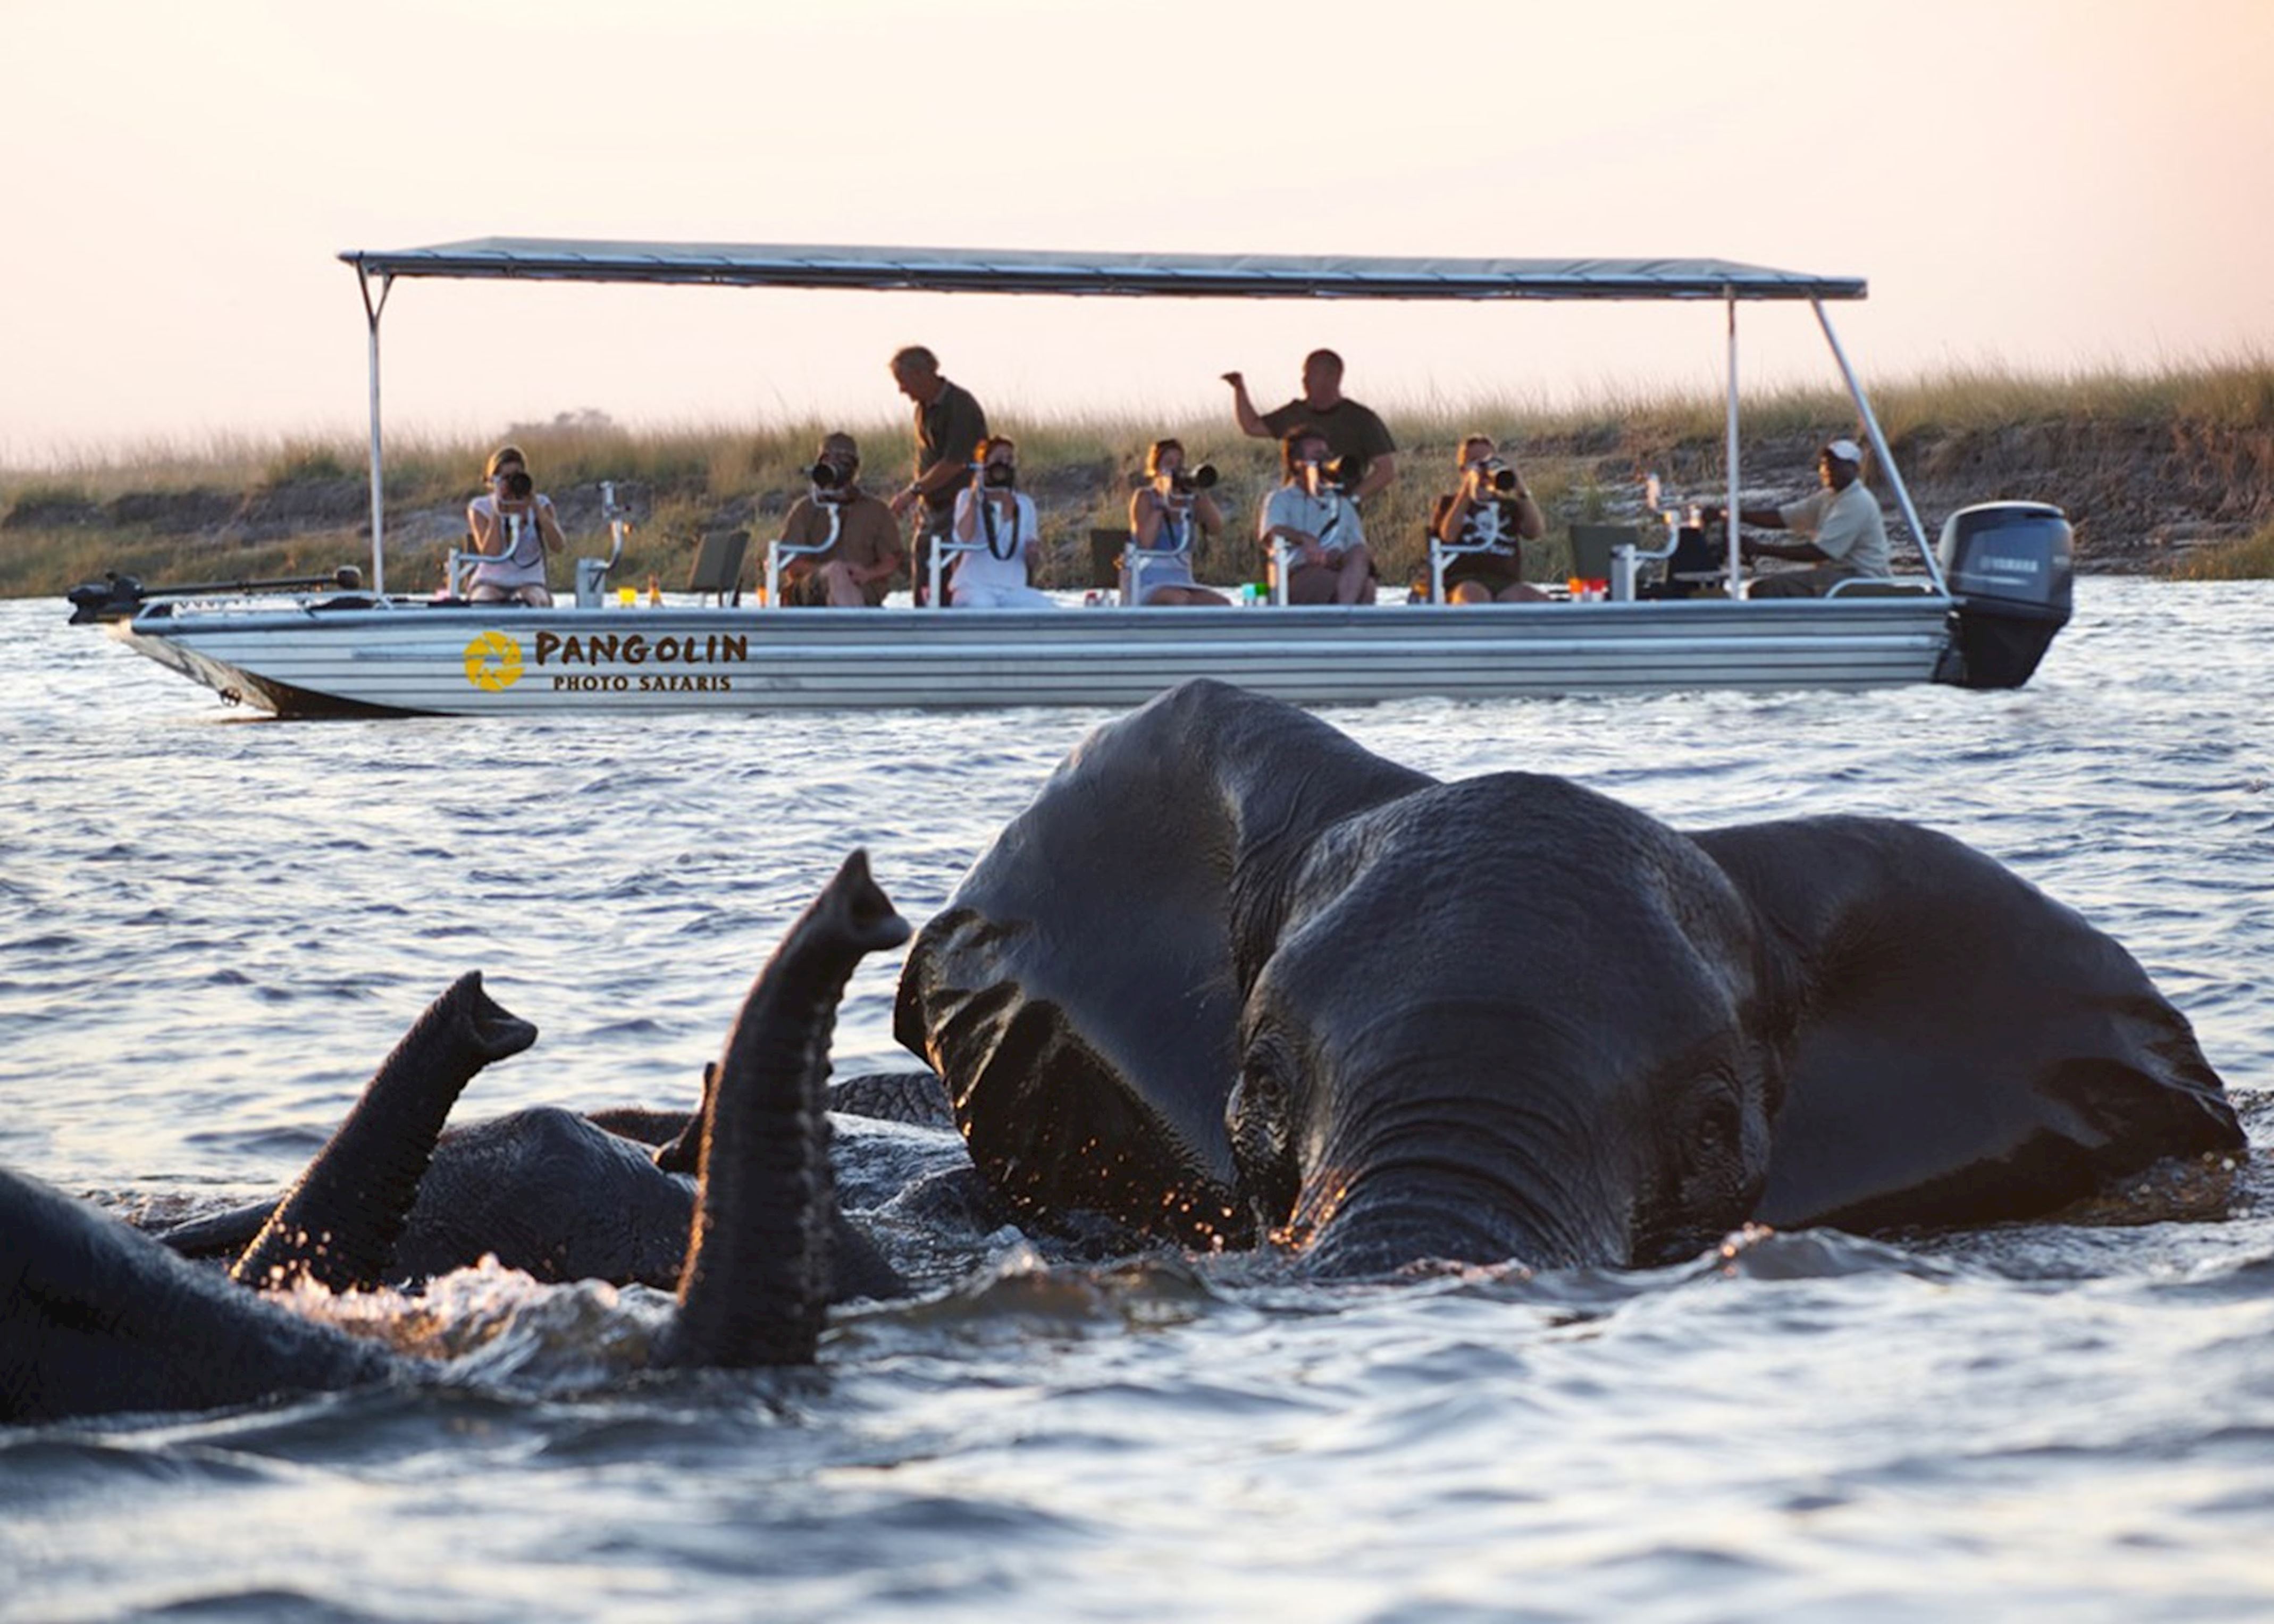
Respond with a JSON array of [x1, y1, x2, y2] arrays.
[[809, 461, 843, 489], [1184, 462, 1219, 491], [504, 471, 534, 499], [1484, 464, 1518, 493]]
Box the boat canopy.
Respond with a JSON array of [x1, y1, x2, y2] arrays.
[[335, 237, 1934, 599], [340, 239, 1866, 302]]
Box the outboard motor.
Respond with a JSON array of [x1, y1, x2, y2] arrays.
[[65, 572, 148, 625], [1937, 501, 2072, 689], [64, 566, 363, 626]]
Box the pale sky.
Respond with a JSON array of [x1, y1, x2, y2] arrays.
[[3, 0, 2270, 465]]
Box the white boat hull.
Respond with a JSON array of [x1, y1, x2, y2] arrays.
[[108, 595, 1961, 717]]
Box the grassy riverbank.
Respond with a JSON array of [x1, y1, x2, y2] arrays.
[[6, 359, 2271, 599]]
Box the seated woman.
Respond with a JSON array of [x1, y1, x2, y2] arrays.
[[1258, 429, 1373, 604], [1126, 439, 1232, 606], [465, 445, 566, 605], [1431, 434, 1548, 603], [948, 436, 1054, 609]]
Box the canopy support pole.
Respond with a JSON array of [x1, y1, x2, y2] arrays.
[[357, 265, 394, 595], [1723, 288, 1741, 599], [1813, 298, 1946, 592]]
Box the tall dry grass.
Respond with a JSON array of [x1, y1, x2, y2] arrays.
[[7, 355, 2271, 596], [2176, 520, 2274, 580]]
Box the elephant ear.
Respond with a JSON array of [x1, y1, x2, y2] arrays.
[[1693, 816, 2243, 1231], [894, 680, 1432, 1245]]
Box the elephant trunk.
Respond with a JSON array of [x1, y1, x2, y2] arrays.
[[1302, 1163, 1613, 1279], [232, 972, 537, 1293], [1289, 1081, 1640, 1279], [651, 1063, 717, 1175], [657, 851, 910, 1370]]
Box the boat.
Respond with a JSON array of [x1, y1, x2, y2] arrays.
[[66, 239, 2074, 717]]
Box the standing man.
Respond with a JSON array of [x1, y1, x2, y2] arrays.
[[1703, 436, 1893, 599], [776, 432, 904, 607], [1223, 348, 1398, 504], [885, 346, 988, 603]]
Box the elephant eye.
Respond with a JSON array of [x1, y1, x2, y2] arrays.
[[1686, 1080, 1748, 1166], [1230, 1033, 1302, 1232], [1234, 1035, 1294, 1127]]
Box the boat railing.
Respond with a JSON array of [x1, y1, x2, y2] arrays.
[[445, 520, 532, 601], [441, 545, 480, 599], [763, 535, 833, 609], [1123, 532, 1190, 606], [1425, 537, 1502, 605], [1269, 537, 1296, 607], [572, 482, 632, 607], [1605, 474, 1692, 601], [926, 533, 991, 610], [1822, 576, 1944, 599]]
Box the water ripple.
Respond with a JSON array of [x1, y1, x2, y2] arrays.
[[7, 583, 2274, 1621]]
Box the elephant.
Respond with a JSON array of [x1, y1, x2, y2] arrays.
[[894, 681, 2244, 1276], [3, 851, 909, 1426], [152, 1083, 911, 1304]]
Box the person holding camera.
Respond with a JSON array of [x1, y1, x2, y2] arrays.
[[886, 346, 988, 602], [464, 445, 565, 605], [1430, 434, 1547, 603], [1698, 436, 1892, 599], [1224, 349, 1398, 504], [1259, 428, 1374, 604], [775, 432, 905, 608], [947, 436, 1054, 609], [1126, 439, 1231, 607]]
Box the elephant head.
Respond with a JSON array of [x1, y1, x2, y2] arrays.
[[1222, 771, 1785, 1274], [896, 681, 1789, 1273], [896, 681, 2241, 1274]]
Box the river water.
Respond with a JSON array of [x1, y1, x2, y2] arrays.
[[3, 582, 2272, 1622]]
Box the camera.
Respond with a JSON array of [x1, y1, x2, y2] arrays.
[[980, 462, 1017, 489], [1323, 453, 1366, 491], [1476, 458, 1518, 493], [502, 470, 534, 501], [809, 460, 849, 490], [1170, 462, 1219, 495]]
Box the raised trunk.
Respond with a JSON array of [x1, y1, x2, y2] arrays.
[[232, 972, 536, 1292], [657, 851, 910, 1369]]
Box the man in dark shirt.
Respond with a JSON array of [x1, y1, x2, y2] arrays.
[[886, 346, 988, 602], [1224, 349, 1398, 503]]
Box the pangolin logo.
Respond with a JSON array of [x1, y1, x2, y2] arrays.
[[463, 631, 524, 691]]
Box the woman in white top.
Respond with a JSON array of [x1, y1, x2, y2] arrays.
[[1258, 428, 1373, 604], [949, 436, 1053, 609], [464, 444, 566, 605]]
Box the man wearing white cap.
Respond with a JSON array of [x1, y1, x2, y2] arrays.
[[1704, 437, 1892, 599]]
